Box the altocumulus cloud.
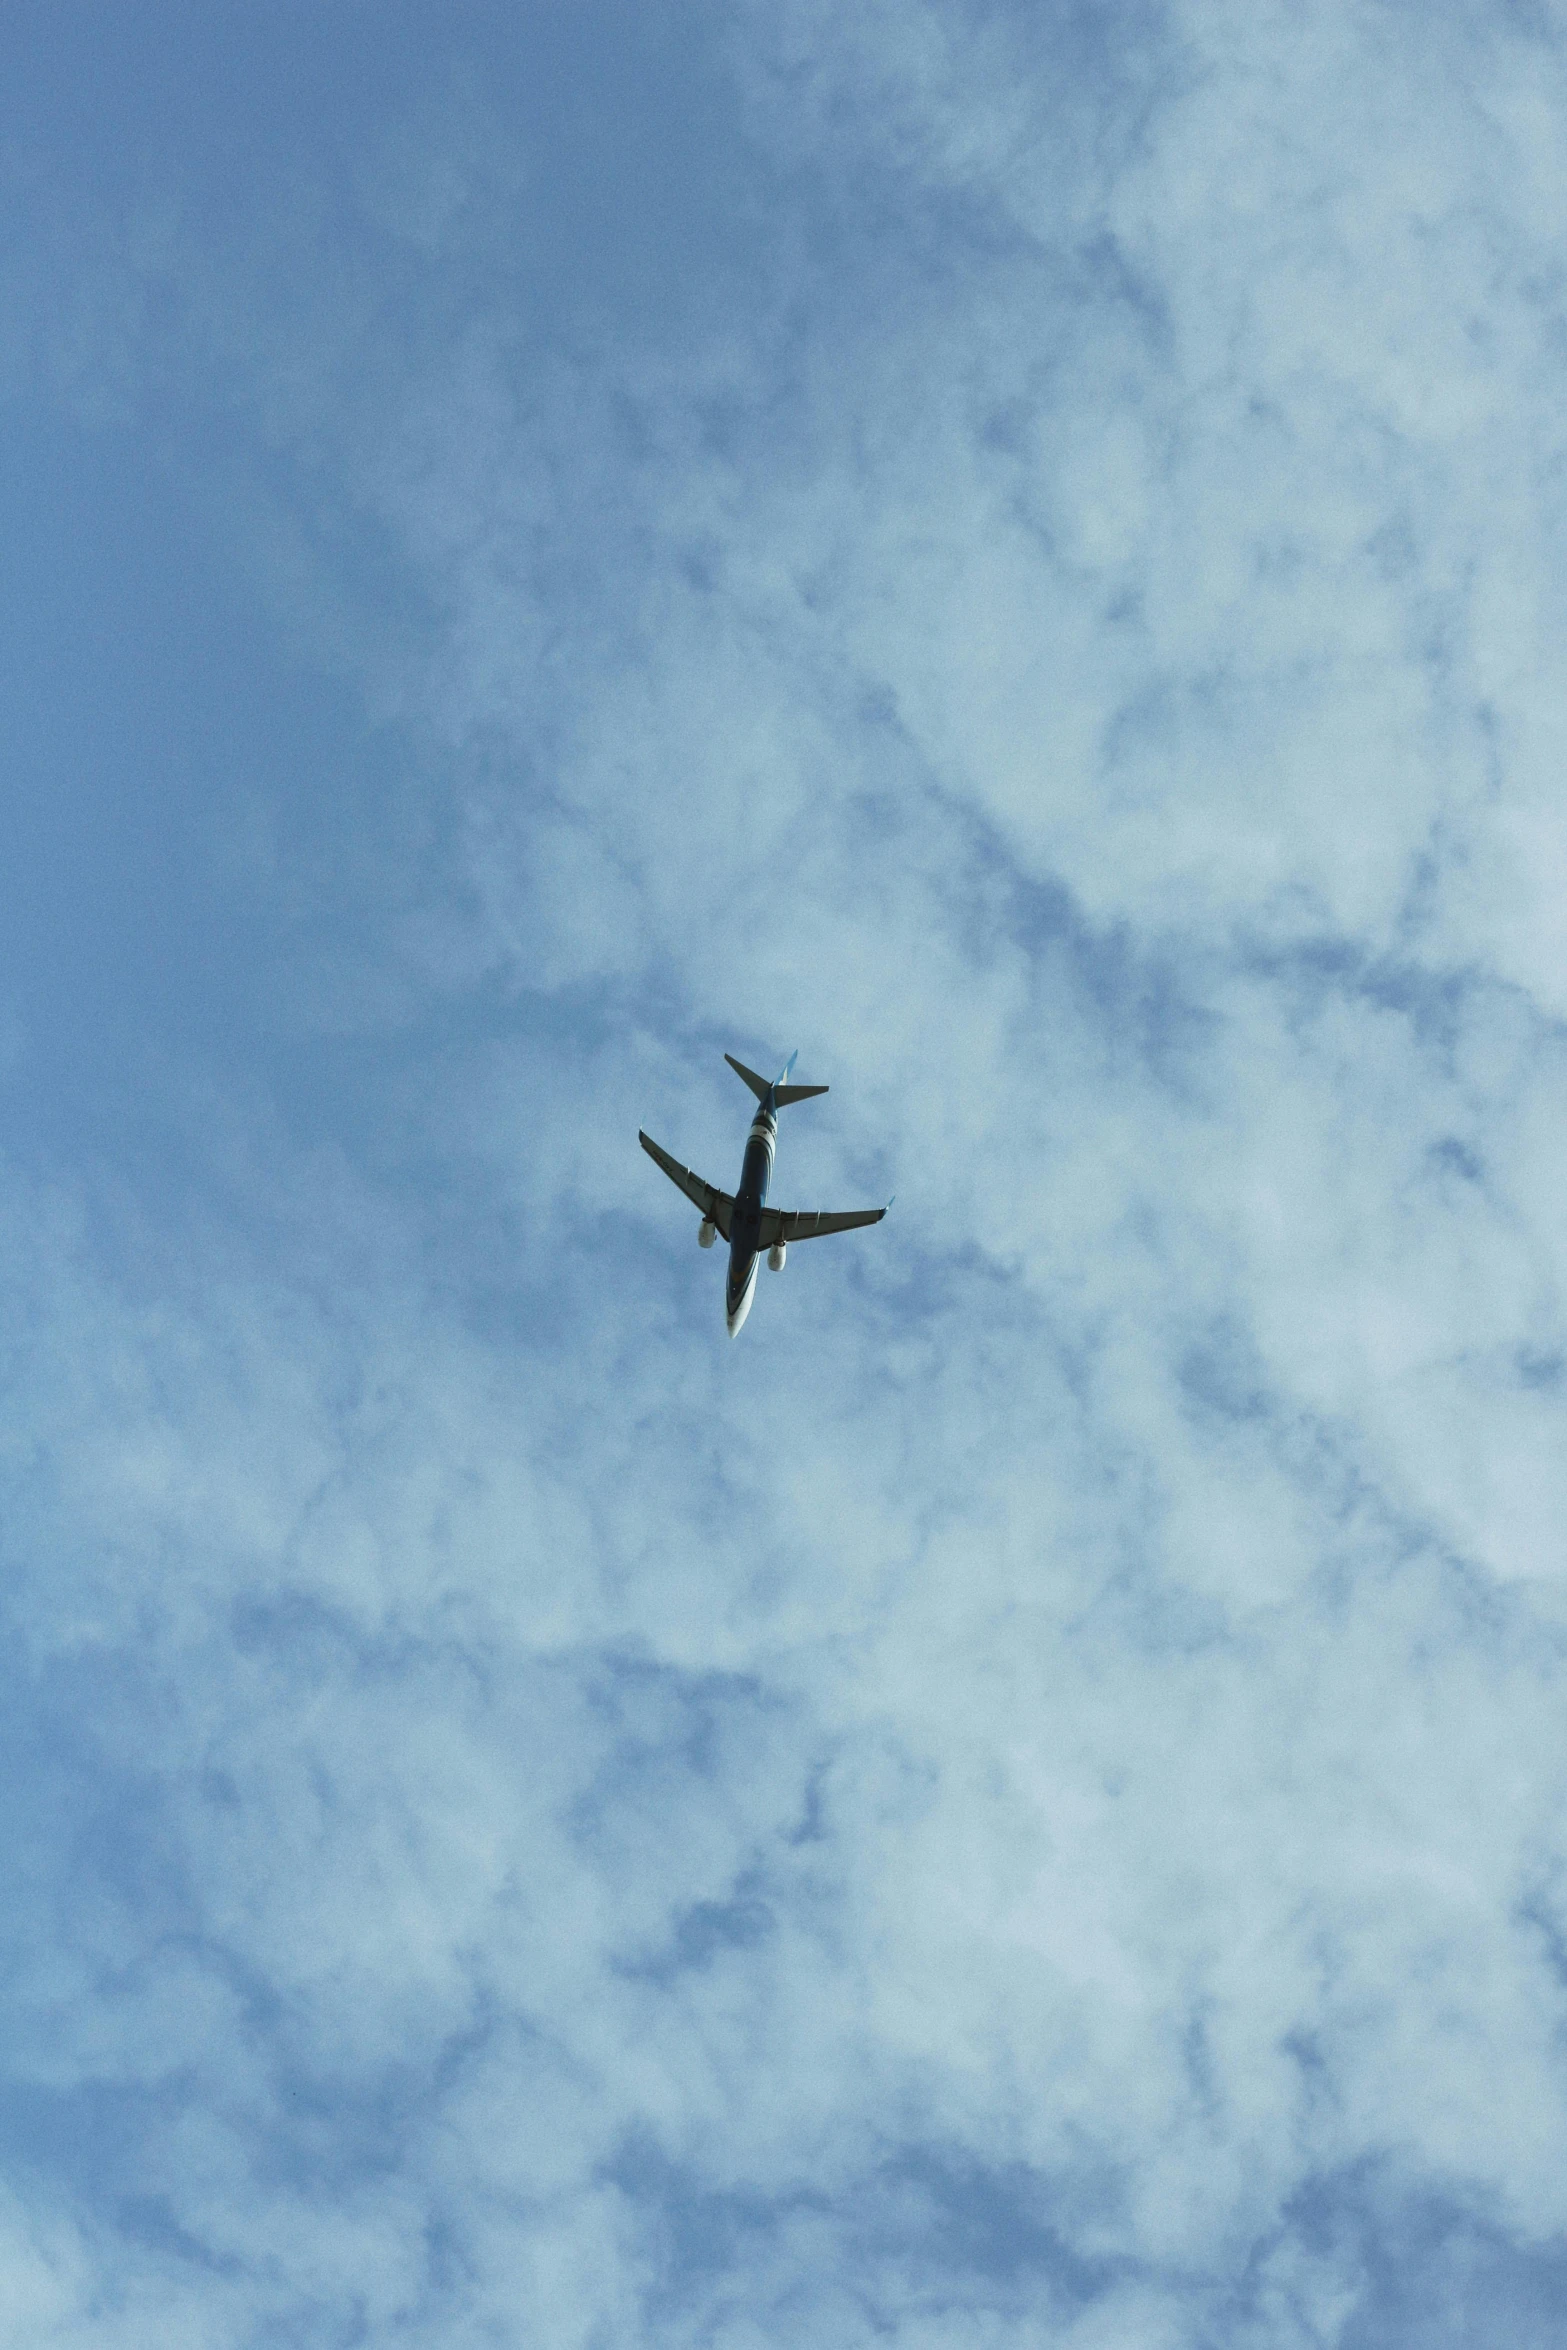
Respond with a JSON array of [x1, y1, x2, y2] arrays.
[[1, 0, 1566, 2343]]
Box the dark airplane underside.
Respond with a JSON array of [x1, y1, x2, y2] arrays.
[[639, 1050, 889, 1335]]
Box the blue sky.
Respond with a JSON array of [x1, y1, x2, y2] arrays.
[[3, 1, 1567, 2343]]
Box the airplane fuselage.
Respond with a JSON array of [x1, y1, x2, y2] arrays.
[[726, 1100, 776, 1334]]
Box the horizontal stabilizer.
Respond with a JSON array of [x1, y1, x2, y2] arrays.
[[725, 1053, 828, 1108], [724, 1054, 771, 1101]]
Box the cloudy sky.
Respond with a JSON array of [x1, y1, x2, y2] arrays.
[[3, 1, 1567, 2342]]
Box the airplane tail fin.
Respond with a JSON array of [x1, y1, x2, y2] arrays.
[[724, 1050, 829, 1108], [772, 1048, 828, 1105]]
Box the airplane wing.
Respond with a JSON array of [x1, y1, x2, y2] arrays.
[[758, 1204, 887, 1246], [639, 1131, 734, 1241]]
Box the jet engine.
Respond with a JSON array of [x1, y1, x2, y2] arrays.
[[767, 1241, 787, 1271], [698, 1219, 717, 1249]]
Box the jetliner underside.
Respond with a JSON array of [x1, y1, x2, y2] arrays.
[[639, 1051, 890, 1334]]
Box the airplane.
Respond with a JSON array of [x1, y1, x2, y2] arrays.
[[640, 1051, 890, 1335]]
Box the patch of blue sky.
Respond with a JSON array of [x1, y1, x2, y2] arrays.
[[3, 0, 1567, 2343]]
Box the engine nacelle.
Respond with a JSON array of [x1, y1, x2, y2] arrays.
[[767, 1242, 787, 1271], [698, 1219, 717, 1249]]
